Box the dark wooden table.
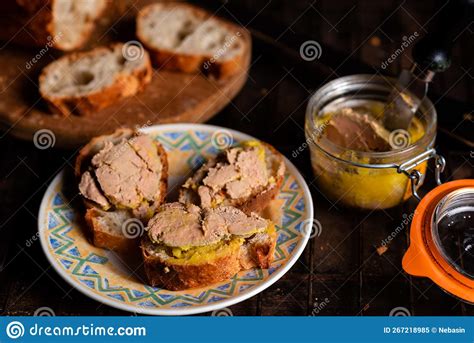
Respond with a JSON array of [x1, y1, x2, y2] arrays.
[[0, 0, 472, 316]]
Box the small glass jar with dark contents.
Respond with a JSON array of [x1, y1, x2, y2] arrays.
[[305, 74, 445, 210], [404, 180, 474, 303]]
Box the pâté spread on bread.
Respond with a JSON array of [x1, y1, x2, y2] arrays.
[[180, 141, 285, 214], [76, 129, 168, 252], [141, 202, 276, 290], [76, 130, 284, 290], [79, 134, 165, 219]]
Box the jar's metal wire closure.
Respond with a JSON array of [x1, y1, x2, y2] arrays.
[[398, 150, 446, 201]]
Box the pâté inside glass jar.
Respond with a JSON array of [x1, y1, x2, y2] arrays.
[[305, 74, 445, 210]]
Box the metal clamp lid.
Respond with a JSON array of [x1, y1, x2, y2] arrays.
[[397, 149, 446, 201]]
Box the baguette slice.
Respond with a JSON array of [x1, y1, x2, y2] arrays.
[[39, 43, 152, 116], [179, 141, 285, 215], [84, 208, 138, 254], [0, 0, 110, 51], [136, 2, 247, 79], [76, 128, 168, 252], [141, 215, 276, 291]]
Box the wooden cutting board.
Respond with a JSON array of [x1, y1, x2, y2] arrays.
[[0, 1, 251, 149]]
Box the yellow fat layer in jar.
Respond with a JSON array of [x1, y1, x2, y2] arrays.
[[312, 159, 427, 209]]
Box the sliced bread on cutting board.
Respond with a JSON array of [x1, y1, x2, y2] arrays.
[[0, 0, 110, 51], [39, 43, 152, 116], [136, 2, 247, 79]]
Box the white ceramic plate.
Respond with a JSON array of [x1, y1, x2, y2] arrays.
[[38, 124, 314, 315]]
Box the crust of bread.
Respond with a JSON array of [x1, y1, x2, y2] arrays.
[[136, 2, 249, 80], [142, 242, 241, 291], [39, 44, 152, 117], [76, 129, 168, 252], [141, 230, 276, 291], [239, 230, 277, 270], [180, 141, 285, 215]]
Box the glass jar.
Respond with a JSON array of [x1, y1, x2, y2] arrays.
[[305, 74, 443, 210], [431, 186, 474, 281]]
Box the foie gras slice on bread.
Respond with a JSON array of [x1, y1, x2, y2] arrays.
[[141, 202, 277, 290], [39, 43, 152, 116], [75, 128, 168, 252], [136, 2, 247, 79], [0, 0, 109, 51], [179, 141, 286, 215]]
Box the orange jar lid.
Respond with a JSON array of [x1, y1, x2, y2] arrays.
[[403, 179, 474, 303]]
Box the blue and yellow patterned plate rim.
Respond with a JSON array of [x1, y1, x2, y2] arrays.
[[38, 124, 314, 315]]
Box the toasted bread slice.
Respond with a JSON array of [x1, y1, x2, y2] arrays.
[[76, 128, 168, 252], [179, 141, 285, 215], [136, 2, 247, 79], [0, 0, 111, 51], [39, 44, 152, 116], [141, 221, 276, 291]]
